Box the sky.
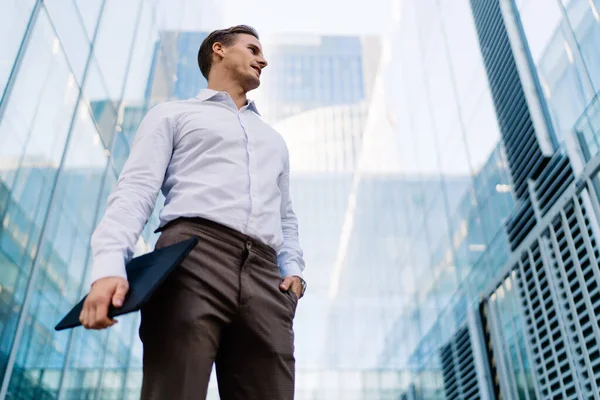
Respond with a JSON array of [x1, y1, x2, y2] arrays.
[[221, 0, 395, 36], [159, 0, 395, 36]]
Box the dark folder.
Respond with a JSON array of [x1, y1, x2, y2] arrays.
[[55, 237, 199, 331]]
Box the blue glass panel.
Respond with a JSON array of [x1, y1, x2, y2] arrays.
[[93, 0, 143, 100], [0, 0, 36, 104], [44, 0, 91, 83]]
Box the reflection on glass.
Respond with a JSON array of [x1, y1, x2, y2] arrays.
[[388, 1, 518, 386], [0, 10, 78, 181], [520, 0, 600, 143], [425, 26, 459, 140], [0, 10, 82, 387], [44, 0, 91, 82], [441, 0, 486, 104], [0, 0, 36, 103], [518, 0, 563, 61], [93, 0, 143, 100], [84, 58, 118, 150], [6, 99, 107, 396], [121, 1, 160, 104], [0, 0, 162, 396], [564, 0, 600, 91], [73, 0, 103, 40]]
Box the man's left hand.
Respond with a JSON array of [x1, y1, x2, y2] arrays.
[[280, 276, 303, 299]]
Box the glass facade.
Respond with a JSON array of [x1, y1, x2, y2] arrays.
[[379, 0, 516, 371], [0, 0, 171, 398], [380, 0, 600, 398], [519, 0, 600, 141]]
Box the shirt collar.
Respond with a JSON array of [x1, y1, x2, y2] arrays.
[[195, 89, 261, 116], [195, 88, 220, 102]]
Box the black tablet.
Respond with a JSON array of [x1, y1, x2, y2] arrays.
[[55, 237, 199, 331]]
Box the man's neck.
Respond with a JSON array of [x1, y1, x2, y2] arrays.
[[207, 79, 248, 110]]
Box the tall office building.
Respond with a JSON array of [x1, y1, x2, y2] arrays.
[[0, 0, 181, 398], [378, 0, 600, 398]]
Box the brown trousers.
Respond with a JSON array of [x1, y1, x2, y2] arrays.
[[139, 217, 297, 399]]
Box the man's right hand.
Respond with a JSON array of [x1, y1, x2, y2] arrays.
[[79, 277, 129, 330]]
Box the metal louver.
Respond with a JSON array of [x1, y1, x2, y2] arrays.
[[505, 196, 537, 251], [516, 239, 580, 398], [440, 326, 480, 400], [469, 0, 548, 200], [505, 152, 574, 251], [541, 189, 600, 398], [535, 152, 574, 216], [511, 187, 600, 399]]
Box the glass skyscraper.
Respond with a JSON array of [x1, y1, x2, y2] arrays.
[[378, 0, 600, 398], [0, 0, 175, 398]]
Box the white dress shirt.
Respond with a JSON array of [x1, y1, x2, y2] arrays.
[[89, 89, 305, 284]]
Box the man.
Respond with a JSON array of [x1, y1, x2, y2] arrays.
[[79, 25, 306, 399]]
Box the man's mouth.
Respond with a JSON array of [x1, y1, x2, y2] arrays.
[[251, 66, 261, 76]]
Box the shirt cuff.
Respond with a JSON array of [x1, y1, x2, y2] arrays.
[[280, 261, 304, 280], [89, 253, 128, 286]]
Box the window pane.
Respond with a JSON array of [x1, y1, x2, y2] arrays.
[[111, 131, 130, 175], [518, 0, 563, 61], [520, 0, 594, 141], [0, 9, 81, 386], [442, 0, 485, 105], [84, 57, 118, 150], [564, 0, 600, 92], [424, 26, 459, 140], [6, 100, 108, 396], [0, 0, 36, 103], [44, 0, 92, 83], [537, 26, 590, 141], [463, 89, 502, 173], [0, 8, 78, 181], [73, 0, 103, 40], [121, 0, 160, 104], [440, 123, 471, 177], [93, 0, 143, 99]]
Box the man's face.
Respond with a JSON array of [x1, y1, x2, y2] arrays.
[[220, 34, 268, 91]]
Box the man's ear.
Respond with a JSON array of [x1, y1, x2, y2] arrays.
[[212, 42, 225, 59]]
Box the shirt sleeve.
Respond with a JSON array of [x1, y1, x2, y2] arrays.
[[89, 105, 173, 285], [277, 151, 306, 279]]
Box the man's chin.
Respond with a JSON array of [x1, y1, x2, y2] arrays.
[[245, 78, 261, 92]]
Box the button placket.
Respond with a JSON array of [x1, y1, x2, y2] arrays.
[[239, 112, 254, 231]]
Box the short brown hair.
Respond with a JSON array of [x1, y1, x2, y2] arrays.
[[197, 25, 259, 79]]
